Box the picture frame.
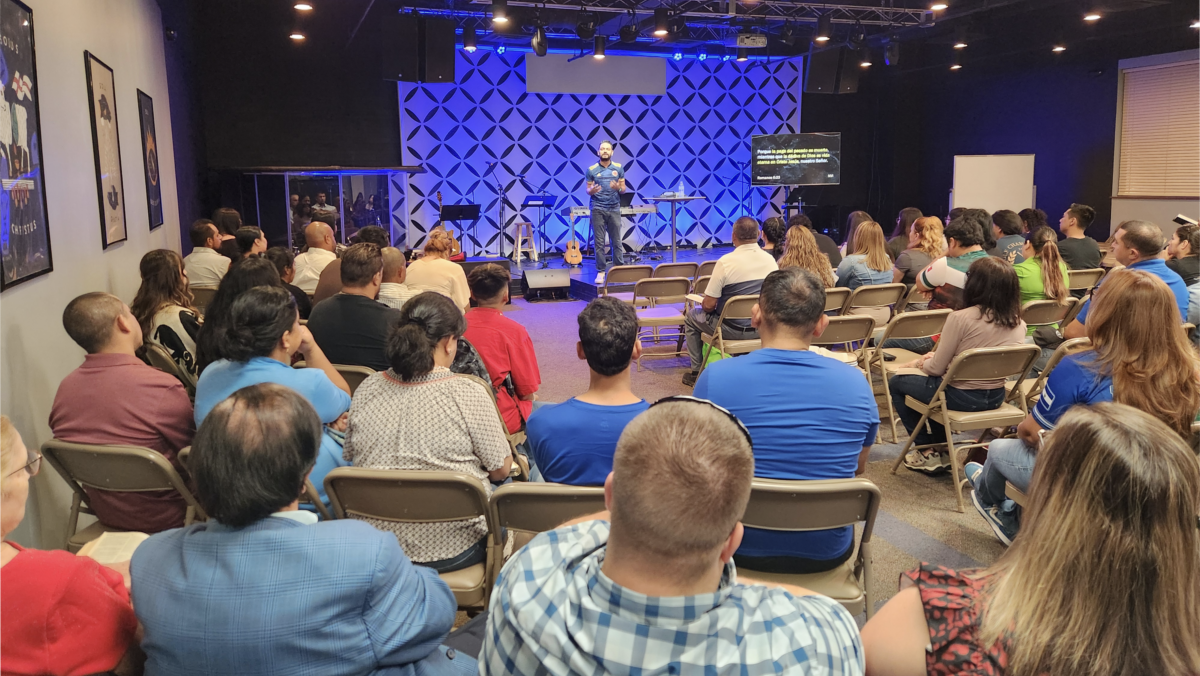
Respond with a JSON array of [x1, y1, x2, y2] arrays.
[[0, 0, 54, 291], [136, 90, 163, 230], [84, 50, 126, 248]]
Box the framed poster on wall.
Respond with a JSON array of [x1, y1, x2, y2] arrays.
[[84, 51, 126, 248], [0, 0, 53, 291], [136, 90, 162, 230]]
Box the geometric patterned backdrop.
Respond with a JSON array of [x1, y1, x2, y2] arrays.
[[396, 51, 802, 256]]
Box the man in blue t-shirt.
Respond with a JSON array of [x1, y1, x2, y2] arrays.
[[693, 268, 879, 573], [1064, 220, 1189, 339], [525, 297, 648, 485], [584, 140, 626, 284], [967, 351, 1113, 545]]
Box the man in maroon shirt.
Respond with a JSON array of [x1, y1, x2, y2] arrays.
[[463, 264, 541, 434], [49, 292, 195, 533]]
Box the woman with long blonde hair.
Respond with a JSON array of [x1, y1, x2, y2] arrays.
[[863, 403, 1200, 676], [405, 229, 470, 312], [839, 210, 873, 255], [131, 249, 202, 377], [835, 221, 893, 290], [964, 268, 1200, 545], [778, 225, 835, 287], [892, 216, 945, 287]]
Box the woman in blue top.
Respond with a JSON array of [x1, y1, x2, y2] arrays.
[[967, 268, 1200, 545], [835, 221, 893, 290], [194, 286, 352, 508]]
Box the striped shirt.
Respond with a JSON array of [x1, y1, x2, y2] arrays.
[[705, 244, 779, 328]]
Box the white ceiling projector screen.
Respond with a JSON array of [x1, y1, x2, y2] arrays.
[[952, 154, 1036, 214]]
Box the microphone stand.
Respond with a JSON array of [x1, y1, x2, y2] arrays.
[[487, 161, 506, 259]]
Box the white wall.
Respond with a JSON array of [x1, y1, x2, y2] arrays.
[[0, 0, 180, 549]]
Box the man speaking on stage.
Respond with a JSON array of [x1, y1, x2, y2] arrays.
[[585, 140, 626, 284]]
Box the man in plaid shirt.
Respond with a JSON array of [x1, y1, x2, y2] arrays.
[[481, 398, 864, 675]]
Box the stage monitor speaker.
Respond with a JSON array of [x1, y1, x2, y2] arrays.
[[520, 268, 572, 301], [804, 47, 858, 94], [380, 13, 455, 83]]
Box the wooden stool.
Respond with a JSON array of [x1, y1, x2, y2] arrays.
[[512, 222, 538, 262]]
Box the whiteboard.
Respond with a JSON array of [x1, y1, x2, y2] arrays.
[[952, 155, 1036, 214]]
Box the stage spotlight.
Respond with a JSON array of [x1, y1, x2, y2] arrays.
[[885, 40, 900, 65], [1191, 19, 1199, 28], [463, 24, 477, 52], [1052, 40, 1065, 52], [859, 47, 871, 67], [953, 25, 967, 49], [950, 52, 962, 70], [576, 11, 596, 40], [930, 2, 948, 10], [698, 44, 708, 61], [673, 50, 683, 61], [1083, 6, 1101, 21], [497, 44, 506, 54], [294, 2, 313, 10], [654, 8, 669, 36], [780, 22, 796, 46], [814, 13, 832, 42], [289, 30, 306, 40], [668, 15, 688, 39], [532, 25, 547, 56], [849, 21, 866, 48], [736, 47, 748, 62], [620, 24, 638, 43], [593, 34, 606, 58], [492, 0, 508, 25]]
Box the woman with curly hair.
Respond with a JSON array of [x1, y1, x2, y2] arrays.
[[761, 216, 786, 261], [131, 249, 202, 378], [406, 230, 470, 312], [778, 225, 835, 287]]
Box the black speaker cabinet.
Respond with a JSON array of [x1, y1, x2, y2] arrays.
[[381, 13, 455, 83], [804, 47, 858, 94]]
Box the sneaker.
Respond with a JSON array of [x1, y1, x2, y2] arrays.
[[964, 461, 984, 488], [594, 272, 606, 285], [971, 489, 1016, 546], [902, 448, 951, 475], [682, 371, 698, 387]]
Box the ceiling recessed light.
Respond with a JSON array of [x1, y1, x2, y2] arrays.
[[950, 63, 962, 70], [289, 31, 306, 40], [1191, 19, 1199, 28], [294, 2, 313, 10], [1083, 12, 1101, 21], [1052, 44, 1066, 52], [930, 3, 948, 10]]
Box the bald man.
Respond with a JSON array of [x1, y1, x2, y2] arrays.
[[50, 292, 195, 533], [293, 222, 337, 294], [377, 247, 417, 310]]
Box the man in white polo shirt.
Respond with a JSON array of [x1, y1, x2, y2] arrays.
[[682, 216, 778, 387], [292, 222, 338, 295], [182, 219, 230, 288]]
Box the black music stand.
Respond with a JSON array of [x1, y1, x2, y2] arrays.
[[440, 204, 482, 256], [521, 195, 558, 265]]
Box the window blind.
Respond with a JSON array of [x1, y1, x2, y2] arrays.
[[1117, 60, 1199, 197]]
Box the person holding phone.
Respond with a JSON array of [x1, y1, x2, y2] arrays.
[[584, 140, 626, 284]]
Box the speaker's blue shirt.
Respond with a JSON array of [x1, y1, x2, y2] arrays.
[[585, 161, 625, 210]]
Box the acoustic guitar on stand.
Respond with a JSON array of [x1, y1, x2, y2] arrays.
[[563, 216, 583, 266], [434, 191, 463, 258]]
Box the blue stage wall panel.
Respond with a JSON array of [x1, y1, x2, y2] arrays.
[[397, 51, 801, 256]]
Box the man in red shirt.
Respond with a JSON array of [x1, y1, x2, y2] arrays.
[[463, 264, 541, 434], [49, 292, 195, 533]]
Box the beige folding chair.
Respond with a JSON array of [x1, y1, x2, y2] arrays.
[[178, 445, 333, 520], [601, 264, 654, 307], [190, 286, 218, 315], [810, 315, 876, 368], [686, 275, 712, 313], [697, 260, 717, 278], [490, 482, 607, 553], [456, 374, 528, 479], [633, 277, 692, 370], [1020, 298, 1077, 330], [1062, 293, 1089, 326], [697, 295, 761, 376], [1004, 481, 1028, 509], [889, 344, 1042, 512], [864, 310, 953, 443], [335, 364, 377, 396], [824, 287, 851, 314], [653, 261, 699, 280], [843, 283, 907, 341], [1067, 268, 1104, 293], [323, 468, 501, 610], [143, 341, 197, 398], [1005, 337, 1091, 410], [895, 285, 930, 314], [41, 440, 206, 552], [738, 477, 881, 618]]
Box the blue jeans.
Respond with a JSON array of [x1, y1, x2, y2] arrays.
[[889, 374, 1005, 446], [881, 336, 936, 354], [591, 207, 624, 272], [975, 437, 1037, 518]]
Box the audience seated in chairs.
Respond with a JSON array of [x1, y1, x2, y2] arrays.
[[343, 292, 511, 573], [1014, 226, 1070, 317], [181, 218, 229, 288], [293, 221, 338, 295], [694, 268, 878, 574], [194, 286, 351, 508], [682, 216, 778, 386], [463, 263, 541, 436], [307, 243, 397, 373], [884, 210, 990, 354], [760, 216, 786, 261], [886, 207, 924, 262], [210, 207, 244, 261], [1018, 206, 1048, 234], [1166, 222, 1199, 287], [193, 257, 283, 373], [1, 416, 142, 675], [264, 246, 313, 320], [406, 230, 470, 313], [1055, 203, 1101, 270], [863, 404, 1200, 676], [840, 210, 874, 257], [377, 246, 418, 310], [131, 249, 201, 380], [987, 210, 1026, 265], [836, 221, 894, 290], [131, 384, 478, 676], [789, 212, 841, 267], [967, 268, 1200, 544], [778, 224, 836, 287], [893, 257, 1028, 475], [1064, 220, 1190, 339], [50, 292, 195, 533], [525, 297, 648, 485], [483, 397, 864, 675], [313, 225, 391, 304], [891, 217, 944, 310], [232, 226, 267, 261]]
